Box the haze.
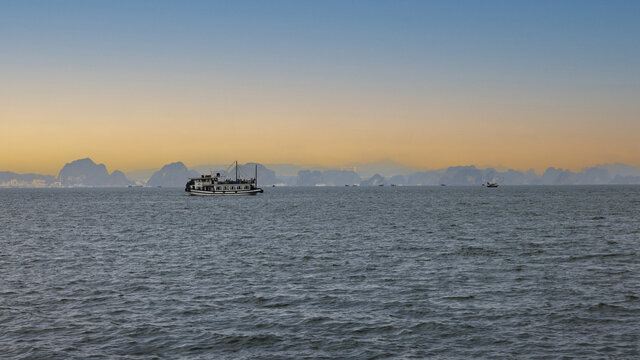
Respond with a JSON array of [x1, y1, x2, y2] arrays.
[[1, 1, 639, 174]]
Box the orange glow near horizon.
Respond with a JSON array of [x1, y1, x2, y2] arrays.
[[2, 81, 639, 175], [2, 1, 639, 176]]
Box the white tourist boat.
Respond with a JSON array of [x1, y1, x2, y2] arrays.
[[185, 161, 264, 196]]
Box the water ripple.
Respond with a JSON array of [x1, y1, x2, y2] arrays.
[[1, 186, 639, 358]]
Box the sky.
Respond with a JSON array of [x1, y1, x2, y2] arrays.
[[1, 0, 639, 174]]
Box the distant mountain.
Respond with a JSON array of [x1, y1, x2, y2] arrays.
[[241, 163, 280, 186], [263, 164, 303, 177], [361, 174, 387, 186], [535, 164, 640, 185], [597, 163, 640, 177], [389, 175, 407, 185], [109, 170, 133, 186], [539, 167, 574, 185], [190, 164, 229, 175], [322, 170, 361, 186], [205, 161, 640, 186], [502, 169, 538, 185], [296, 170, 323, 186], [407, 170, 442, 186], [57, 158, 133, 186], [611, 175, 640, 184], [4, 160, 640, 188], [0, 172, 56, 187], [576, 167, 611, 185], [147, 162, 200, 187], [347, 159, 419, 178], [296, 169, 360, 186], [407, 166, 532, 186], [439, 166, 484, 185]]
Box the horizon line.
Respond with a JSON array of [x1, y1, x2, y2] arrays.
[[3, 157, 640, 177]]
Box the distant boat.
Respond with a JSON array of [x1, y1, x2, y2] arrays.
[[440, 184, 446, 186], [484, 182, 499, 188], [185, 161, 263, 196]]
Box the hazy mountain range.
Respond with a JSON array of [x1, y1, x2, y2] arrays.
[[1, 158, 640, 188], [57, 158, 132, 187], [1, 158, 134, 187]]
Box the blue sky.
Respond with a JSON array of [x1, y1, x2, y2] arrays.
[[2, 1, 639, 172], [5, 1, 638, 83]]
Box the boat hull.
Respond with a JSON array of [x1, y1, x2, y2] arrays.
[[187, 188, 264, 196]]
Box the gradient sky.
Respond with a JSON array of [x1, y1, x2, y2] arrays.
[[2, 0, 639, 174]]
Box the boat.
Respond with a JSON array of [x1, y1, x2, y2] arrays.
[[484, 181, 499, 188], [185, 161, 264, 196]]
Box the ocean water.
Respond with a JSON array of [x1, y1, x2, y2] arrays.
[[1, 186, 639, 359]]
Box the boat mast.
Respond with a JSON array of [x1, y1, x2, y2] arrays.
[[235, 161, 238, 182], [255, 163, 258, 186]]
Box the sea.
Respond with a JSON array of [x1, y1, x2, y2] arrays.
[[1, 186, 639, 359]]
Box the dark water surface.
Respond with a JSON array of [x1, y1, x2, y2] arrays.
[[1, 186, 639, 359]]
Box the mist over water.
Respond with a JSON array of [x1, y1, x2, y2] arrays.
[[1, 186, 639, 358]]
